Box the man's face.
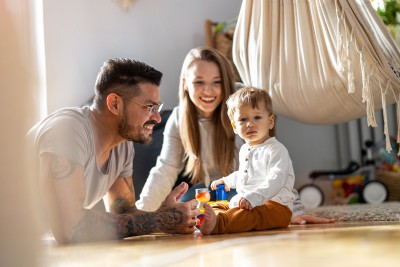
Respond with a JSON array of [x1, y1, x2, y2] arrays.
[[118, 83, 162, 144]]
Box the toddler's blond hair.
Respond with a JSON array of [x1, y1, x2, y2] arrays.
[[226, 86, 273, 121]]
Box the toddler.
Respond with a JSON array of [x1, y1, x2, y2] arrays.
[[200, 86, 295, 234]]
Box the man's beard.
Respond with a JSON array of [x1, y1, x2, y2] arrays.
[[118, 107, 155, 144]]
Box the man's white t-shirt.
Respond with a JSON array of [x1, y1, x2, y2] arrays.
[[29, 106, 133, 209]]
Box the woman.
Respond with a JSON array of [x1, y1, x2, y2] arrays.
[[136, 47, 333, 224]]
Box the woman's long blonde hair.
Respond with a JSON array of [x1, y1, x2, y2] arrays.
[[178, 47, 237, 184]]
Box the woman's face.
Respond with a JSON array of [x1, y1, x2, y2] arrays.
[[184, 60, 222, 118]]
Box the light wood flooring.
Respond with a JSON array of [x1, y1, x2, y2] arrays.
[[42, 221, 400, 267]]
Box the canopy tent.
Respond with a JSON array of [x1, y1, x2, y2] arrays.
[[233, 0, 400, 151]]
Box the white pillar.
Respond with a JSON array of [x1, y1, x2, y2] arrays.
[[0, 0, 45, 266]]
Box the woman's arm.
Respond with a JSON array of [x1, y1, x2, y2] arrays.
[[136, 108, 186, 211]]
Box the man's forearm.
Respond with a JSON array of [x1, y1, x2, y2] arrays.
[[115, 208, 183, 236], [70, 210, 119, 243], [70, 208, 183, 243], [110, 197, 138, 214]]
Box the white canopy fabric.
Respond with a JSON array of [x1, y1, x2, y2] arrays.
[[233, 0, 400, 150]]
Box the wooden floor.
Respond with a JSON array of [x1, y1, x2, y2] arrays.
[[42, 221, 400, 267]]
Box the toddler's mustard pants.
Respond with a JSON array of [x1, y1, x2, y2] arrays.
[[210, 200, 292, 234]]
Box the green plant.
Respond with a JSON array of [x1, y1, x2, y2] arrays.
[[377, 0, 400, 26]]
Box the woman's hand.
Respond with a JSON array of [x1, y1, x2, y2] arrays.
[[291, 214, 335, 225]]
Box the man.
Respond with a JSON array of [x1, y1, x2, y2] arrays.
[[29, 58, 200, 243]]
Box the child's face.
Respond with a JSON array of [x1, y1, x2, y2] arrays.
[[184, 60, 222, 118], [232, 103, 274, 146]]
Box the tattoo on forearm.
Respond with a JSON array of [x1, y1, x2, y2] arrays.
[[71, 208, 184, 243], [50, 156, 77, 179], [117, 208, 184, 237], [111, 197, 135, 214]]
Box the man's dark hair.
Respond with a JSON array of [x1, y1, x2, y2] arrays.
[[93, 58, 162, 108]]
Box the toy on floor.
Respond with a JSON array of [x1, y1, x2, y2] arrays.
[[216, 184, 228, 202], [194, 188, 210, 230], [299, 141, 388, 208], [330, 176, 364, 205], [373, 136, 400, 172]]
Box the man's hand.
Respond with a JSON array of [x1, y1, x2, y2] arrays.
[[291, 214, 335, 225], [158, 182, 200, 234]]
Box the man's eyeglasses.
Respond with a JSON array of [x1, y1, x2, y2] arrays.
[[126, 98, 164, 115]]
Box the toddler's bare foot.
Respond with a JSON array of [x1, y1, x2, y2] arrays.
[[200, 203, 216, 235]]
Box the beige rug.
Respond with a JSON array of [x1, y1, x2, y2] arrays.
[[305, 202, 400, 221]]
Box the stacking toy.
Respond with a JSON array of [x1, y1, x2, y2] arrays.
[[194, 188, 210, 230]]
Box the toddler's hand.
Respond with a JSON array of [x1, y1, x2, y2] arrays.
[[210, 179, 224, 190], [238, 198, 253, 210], [223, 184, 230, 192]]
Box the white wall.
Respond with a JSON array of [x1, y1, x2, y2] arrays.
[[43, 0, 346, 187], [43, 0, 242, 112], [276, 116, 340, 188]]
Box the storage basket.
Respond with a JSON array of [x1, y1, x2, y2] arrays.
[[376, 170, 400, 201]]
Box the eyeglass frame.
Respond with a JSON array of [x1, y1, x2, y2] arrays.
[[124, 97, 164, 115]]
